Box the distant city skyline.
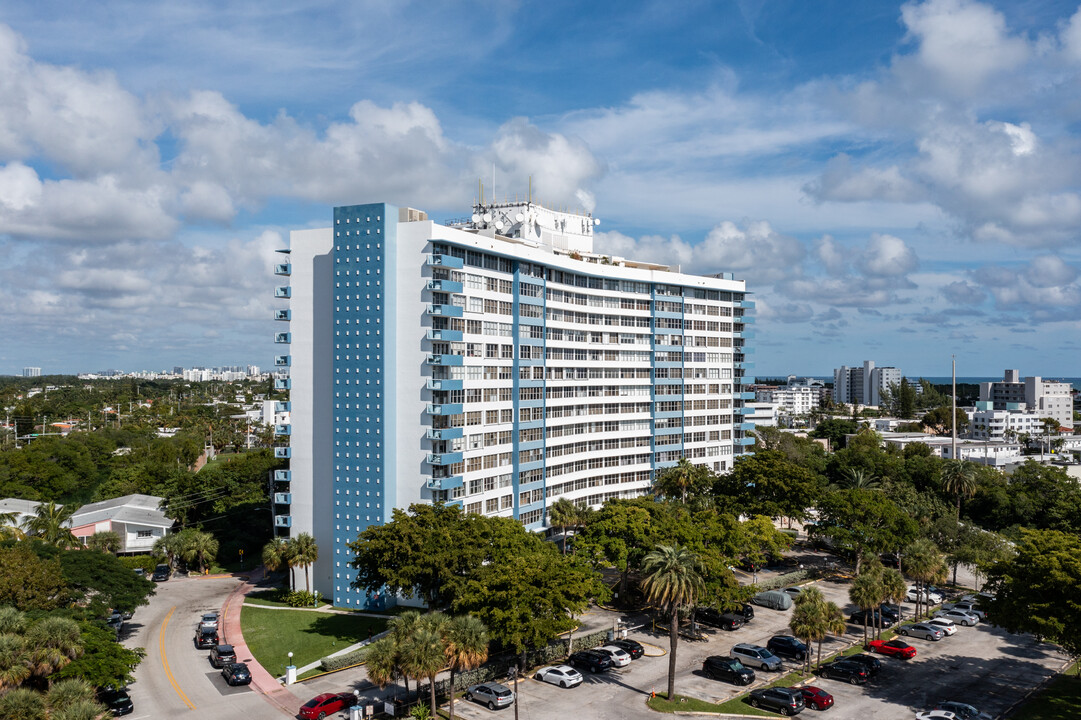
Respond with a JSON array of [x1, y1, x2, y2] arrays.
[[1, 1, 1080, 374]]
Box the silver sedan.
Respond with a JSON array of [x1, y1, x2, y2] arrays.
[[934, 608, 980, 626]]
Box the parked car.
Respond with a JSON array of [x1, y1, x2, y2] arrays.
[[465, 682, 514, 710], [933, 701, 992, 720], [199, 613, 220, 631], [916, 712, 959, 720], [960, 592, 994, 604], [879, 603, 902, 622], [845, 653, 882, 676], [934, 609, 980, 626], [696, 606, 745, 629], [906, 587, 943, 604], [152, 564, 171, 582], [702, 655, 755, 685], [299, 693, 358, 720], [568, 650, 611, 673], [767, 635, 809, 661], [534, 665, 583, 688], [740, 603, 755, 621], [752, 590, 793, 610], [800, 686, 834, 711], [731, 643, 783, 671], [817, 659, 869, 685], [194, 628, 218, 649], [944, 602, 987, 620], [209, 644, 237, 668], [749, 687, 805, 715], [133, 568, 145, 578], [98, 688, 133, 716], [849, 610, 895, 628], [866, 638, 917, 659], [782, 586, 804, 599], [609, 638, 644, 659], [926, 618, 958, 635], [898, 623, 945, 641], [221, 662, 251, 686], [594, 645, 632, 667]]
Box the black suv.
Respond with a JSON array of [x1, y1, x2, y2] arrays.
[[767, 635, 809, 661], [221, 662, 251, 686], [195, 628, 218, 649], [879, 603, 902, 622], [568, 650, 612, 673], [818, 659, 869, 685], [749, 687, 805, 715], [702, 656, 755, 685], [696, 607, 746, 631], [98, 688, 133, 716], [209, 644, 237, 668], [845, 653, 882, 676], [152, 564, 171, 582], [609, 639, 644, 659]]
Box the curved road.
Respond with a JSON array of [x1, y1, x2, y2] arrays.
[[123, 573, 288, 720]]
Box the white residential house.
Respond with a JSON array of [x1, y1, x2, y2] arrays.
[[69, 494, 173, 554]]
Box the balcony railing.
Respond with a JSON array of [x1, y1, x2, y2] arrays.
[[274, 515, 292, 528], [275, 401, 291, 413], [274, 263, 292, 276], [426, 427, 464, 440], [427, 354, 465, 366], [426, 475, 464, 490], [274, 447, 291, 459], [273, 492, 292, 505], [275, 332, 291, 344], [427, 279, 464, 293], [274, 286, 291, 298], [274, 424, 291, 436], [427, 304, 464, 317], [274, 378, 292, 390], [427, 254, 464, 269], [426, 378, 464, 391], [275, 355, 291, 367], [427, 451, 465, 465], [273, 470, 291, 482], [275, 309, 291, 321], [427, 403, 464, 416]]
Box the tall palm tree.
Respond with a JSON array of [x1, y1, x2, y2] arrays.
[[903, 538, 946, 619], [444, 614, 488, 720], [654, 458, 707, 504], [363, 637, 401, 693], [790, 587, 826, 674], [640, 543, 704, 700], [940, 460, 978, 521], [180, 531, 219, 574], [0, 511, 25, 540], [849, 573, 880, 646], [402, 613, 449, 718], [881, 567, 908, 624], [388, 610, 423, 697], [548, 498, 577, 555], [22, 502, 78, 549], [817, 602, 847, 668], [289, 533, 319, 594], [261, 537, 291, 582]]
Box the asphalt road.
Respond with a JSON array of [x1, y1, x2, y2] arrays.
[[122, 573, 274, 720]]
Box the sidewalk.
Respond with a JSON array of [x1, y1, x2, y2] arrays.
[[221, 572, 303, 717]]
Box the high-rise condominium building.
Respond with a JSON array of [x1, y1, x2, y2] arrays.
[[272, 200, 754, 607], [22, 367, 41, 377], [979, 369, 1073, 430], [832, 361, 901, 407]]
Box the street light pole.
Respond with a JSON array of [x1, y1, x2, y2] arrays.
[[510, 666, 519, 720]]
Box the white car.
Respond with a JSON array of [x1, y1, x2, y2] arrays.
[[906, 587, 943, 604], [594, 645, 632, 667], [534, 665, 583, 688], [935, 608, 980, 626], [916, 712, 957, 720], [926, 617, 957, 635]]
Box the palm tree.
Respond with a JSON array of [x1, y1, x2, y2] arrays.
[[389, 610, 423, 697], [0, 633, 31, 689], [0, 511, 25, 540], [261, 537, 291, 582], [180, 531, 219, 574], [402, 613, 449, 718], [790, 587, 826, 674], [25, 616, 83, 682], [46, 677, 106, 720], [654, 458, 708, 504], [842, 468, 880, 490], [640, 543, 704, 700], [940, 460, 978, 521], [22, 502, 78, 549], [87, 531, 121, 554], [153, 533, 184, 570], [289, 533, 319, 594], [0, 688, 44, 718], [903, 538, 946, 619], [849, 573, 880, 646], [548, 498, 577, 555], [881, 567, 907, 624], [444, 615, 488, 720], [363, 637, 401, 693], [817, 602, 847, 667]]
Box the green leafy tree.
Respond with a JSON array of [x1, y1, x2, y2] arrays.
[[810, 489, 918, 574], [921, 406, 969, 436], [444, 614, 488, 720], [713, 450, 822, 522], [288, 533, 319, 593], [574, 499, 652, 605], [810, 419, 860, 449], [654, 458, 712, 504], [87, 531, 121, 554], [53, 622, 144, 689], [984, 529, 1081, 674], [0, 545, 67, 611], [640, 543, 704, 701]]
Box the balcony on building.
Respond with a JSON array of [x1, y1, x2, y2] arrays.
[[274, 263, 292, 276], [273, 469, 291, 483], [427, 402, 464, 416], [274, 286, 291, 298], [274, 515, 292, 528], [275, 309, 291, 321], [274, 447, 292, 459], [275, 355, 291, 367], [275, 401, 291, 413], [427, 353, 465, 366], [427, 328, 464, 342], [273, 492, 292, 505], [275, 332, 291, 344], [274, 378, 292, 390], [426, 427, 464, 440], [427, 253, 464, 269], [427, 303, 464, 318], [427, 451, 465, 465], [427, 475, 464, 490], [274, 424, 291, 436], [426, 378, 464, 391], [739, 422, 756, 431], [427, 278, 464, 293]]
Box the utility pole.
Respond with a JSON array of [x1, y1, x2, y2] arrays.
[[951, 355, 957, 462]]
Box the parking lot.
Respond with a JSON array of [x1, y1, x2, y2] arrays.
[[449, 577, 1070, 720]]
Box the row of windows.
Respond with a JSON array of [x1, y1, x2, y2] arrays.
[[545, 419, 652, 438], [547, 436, 653, 459], [546, 453, 653, 478], [548, 470, 653, 499]]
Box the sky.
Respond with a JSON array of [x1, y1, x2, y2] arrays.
[[1, 0, 1080, 377]]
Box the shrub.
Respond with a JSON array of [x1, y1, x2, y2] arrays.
[[285, 590, 318, 607], [320, 647, 369, 672]]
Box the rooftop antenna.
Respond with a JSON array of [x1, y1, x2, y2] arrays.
[[528, 176, 532, 204], [479, 179, 484, 206], [492, 163, 496, 206]]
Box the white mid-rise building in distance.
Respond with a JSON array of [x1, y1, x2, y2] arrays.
[[22, 367, 41, 377], [833, 360, 901, 407], [978, 369, 1073, 431], [273, 199, 755, 607]]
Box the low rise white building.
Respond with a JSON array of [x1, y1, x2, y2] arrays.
[[69, 494, 173, 554]]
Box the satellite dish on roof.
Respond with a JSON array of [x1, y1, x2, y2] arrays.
[[482, 213, 492, 223], [495, 220, 504, 230], [471, 213, 480, 223], [593, 218, 601, 226], [515, 213, 524, 222]]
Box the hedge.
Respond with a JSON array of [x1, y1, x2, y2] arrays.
[[320, 646, 370, 672]]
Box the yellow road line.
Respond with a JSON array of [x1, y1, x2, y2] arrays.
[[160, 606, 197, 710]]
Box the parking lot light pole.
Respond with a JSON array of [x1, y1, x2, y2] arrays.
[[510, 665, 519, 720]]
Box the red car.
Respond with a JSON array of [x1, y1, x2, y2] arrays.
[[866, 638, 917, 659], [299, 693, 358, 720], [800, 686, 834, 711]]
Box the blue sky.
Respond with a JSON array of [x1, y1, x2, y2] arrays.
[[1, 0, 1080, 377]]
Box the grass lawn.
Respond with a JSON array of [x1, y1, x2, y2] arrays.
[[646, 692, 776, 715], [1011, 663, 1081, 720], [240, 605, 386, 676]]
